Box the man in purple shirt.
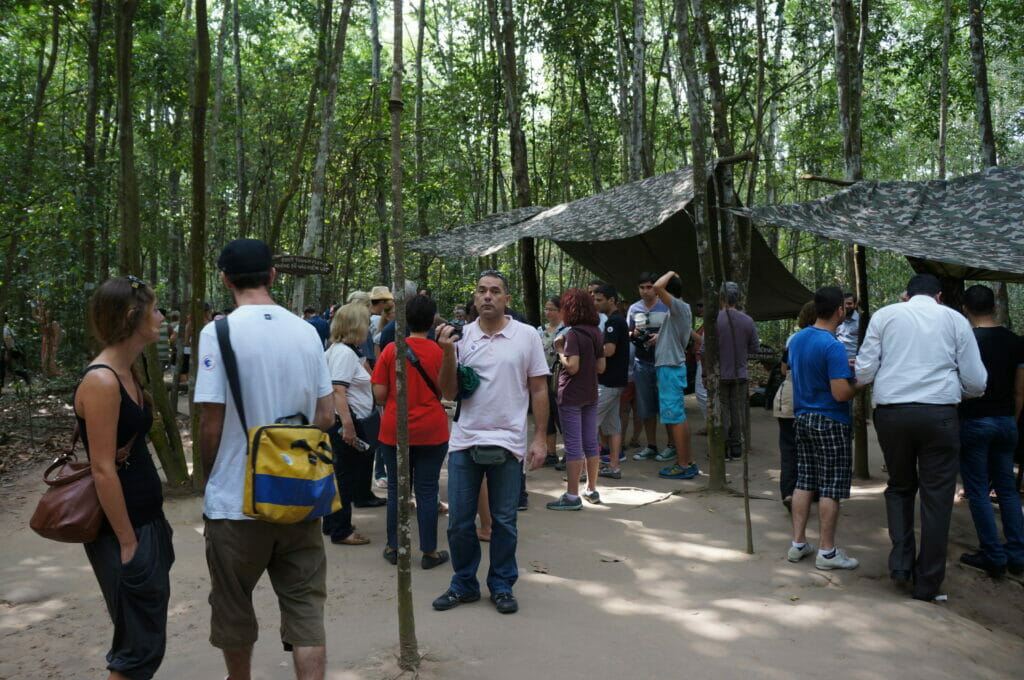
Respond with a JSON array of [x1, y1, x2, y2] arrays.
[[716, 282, 759, 460]]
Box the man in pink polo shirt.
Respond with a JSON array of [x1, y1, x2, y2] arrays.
[[432, 270, 549, 615]]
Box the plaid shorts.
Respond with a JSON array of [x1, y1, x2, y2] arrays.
[[794, 412, 852, 499]]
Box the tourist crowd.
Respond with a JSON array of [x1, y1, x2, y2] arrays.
[[68, 237, 1023, 680]]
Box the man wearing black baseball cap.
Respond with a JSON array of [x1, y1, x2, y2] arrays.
[[196, 238, 336, 679], [216, 237, 275, 277]]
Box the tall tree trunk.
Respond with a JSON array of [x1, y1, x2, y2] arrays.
[[1, 7, 60, 310], [370, 0, 393, 285], [937, 0, 950, 179], [968, 0, 996, 169], [675, 0, 727, 494], [82, 0, 104, 291], [488, 0, 539, 324], [629, 0, 650, 180], [291, 0, 353, 311], [967, 0, 1007, 322], [613, 0, 631, 184], [647, 4, 674, 174], [267, 1, 332, 250], [763, 0, 786, 211], [576, 58, 604, 193], [692, 0, 749, 293], [832, 0, 870, 480], [232, 0, 248, 236], [267, 80, 319, 250], [746, 0, 768, 209], [414, 0, 430, 283], [389, 0, 418, 668], [98, 91, 115, 281], [115, 0, 189, 485], [190, 0, 212, 489], [116, 0, 141, 277], [206, 0, 230, 249]]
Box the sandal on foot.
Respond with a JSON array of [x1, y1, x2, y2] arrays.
[[333, 532, 370, 545]]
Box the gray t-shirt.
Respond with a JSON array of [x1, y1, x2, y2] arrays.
[[655, 297, 693, 368]]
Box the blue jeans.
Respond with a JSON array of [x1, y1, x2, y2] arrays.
[[447, 448, 521, 596], [633, 360, 659, 421], [380, 443, 448, 553], [959, 416, 1024, 565]]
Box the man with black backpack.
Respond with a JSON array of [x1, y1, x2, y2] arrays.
[[195, 238, 335, 680]]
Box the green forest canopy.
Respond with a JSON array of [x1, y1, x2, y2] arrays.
[[2, 0, 1024, 369]]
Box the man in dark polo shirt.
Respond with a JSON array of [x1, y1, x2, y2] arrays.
[[593, 284, 630, 479], [958, 284, 1024, 578]]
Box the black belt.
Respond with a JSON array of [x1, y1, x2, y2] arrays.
[[875, 402, 956, 409]]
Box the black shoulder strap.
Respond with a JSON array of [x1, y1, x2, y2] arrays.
[[215, 317, 248, 432], [405, 343, 442, 400]]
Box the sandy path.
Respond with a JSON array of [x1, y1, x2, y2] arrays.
[[2, 399, 1022, 679]]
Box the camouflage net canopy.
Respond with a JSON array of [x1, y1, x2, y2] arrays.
[[407, 167, 812, 321], [734, 165, 1024, 282]]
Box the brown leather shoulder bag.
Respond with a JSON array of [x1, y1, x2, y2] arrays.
[[29, 425, 135, 543]]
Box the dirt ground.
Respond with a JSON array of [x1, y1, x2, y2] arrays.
[[2, 396, 1023, 680]]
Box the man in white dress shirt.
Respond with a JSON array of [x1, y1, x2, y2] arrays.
[[855, 274, 987, 601]]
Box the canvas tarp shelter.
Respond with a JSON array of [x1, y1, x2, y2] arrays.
[[733, 165, 1024, 282], [407, 167, 812, 321]]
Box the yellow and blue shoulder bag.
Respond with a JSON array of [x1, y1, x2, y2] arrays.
[[215, 317, 341, 523]]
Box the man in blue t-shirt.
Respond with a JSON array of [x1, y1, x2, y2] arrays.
[[786, 286, 864, 571]]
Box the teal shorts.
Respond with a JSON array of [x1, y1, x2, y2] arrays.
[[656, 365, 688, 424]]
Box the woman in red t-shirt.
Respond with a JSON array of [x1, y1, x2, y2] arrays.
[[371, 295, 450, 569]]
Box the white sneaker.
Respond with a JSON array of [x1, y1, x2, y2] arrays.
[[655, 445, 677, 461], [787, 543, 814, 562], [816, 547, 859, 570], [633, 446, 658, 461]]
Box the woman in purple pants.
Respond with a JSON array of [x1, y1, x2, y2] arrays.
[[547, 289, 605, 510]]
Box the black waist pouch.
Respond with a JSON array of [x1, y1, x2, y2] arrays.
[[469, 445, 508, 465]]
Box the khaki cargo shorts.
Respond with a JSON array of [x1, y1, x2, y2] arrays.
[[204, 517, 327, 649]]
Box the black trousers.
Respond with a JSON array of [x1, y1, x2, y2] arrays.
[[85, 517, 174, 680], [323, 427, 357, 541], [873, 404, 959, 599], [721, 379, 748, 456]]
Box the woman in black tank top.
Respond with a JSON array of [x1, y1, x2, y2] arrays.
[[75, 277, 175, 680]]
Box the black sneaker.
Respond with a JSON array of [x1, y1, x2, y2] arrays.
[[421, 550, 450, 570], [383, 547, 398, 566], [554, 457, 567, 471], [543, 453, 559, 467], [890, 569, 912, 592], [959, 552, 1006, 578], [1008, 562, 1023, 577], [490, 591, 519, 614], [432, 588, 481, 611]]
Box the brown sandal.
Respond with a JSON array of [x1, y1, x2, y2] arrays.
[[333, 532, 370, 545]]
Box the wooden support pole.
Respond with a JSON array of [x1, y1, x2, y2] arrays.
[[852, 243, 870, 479]]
